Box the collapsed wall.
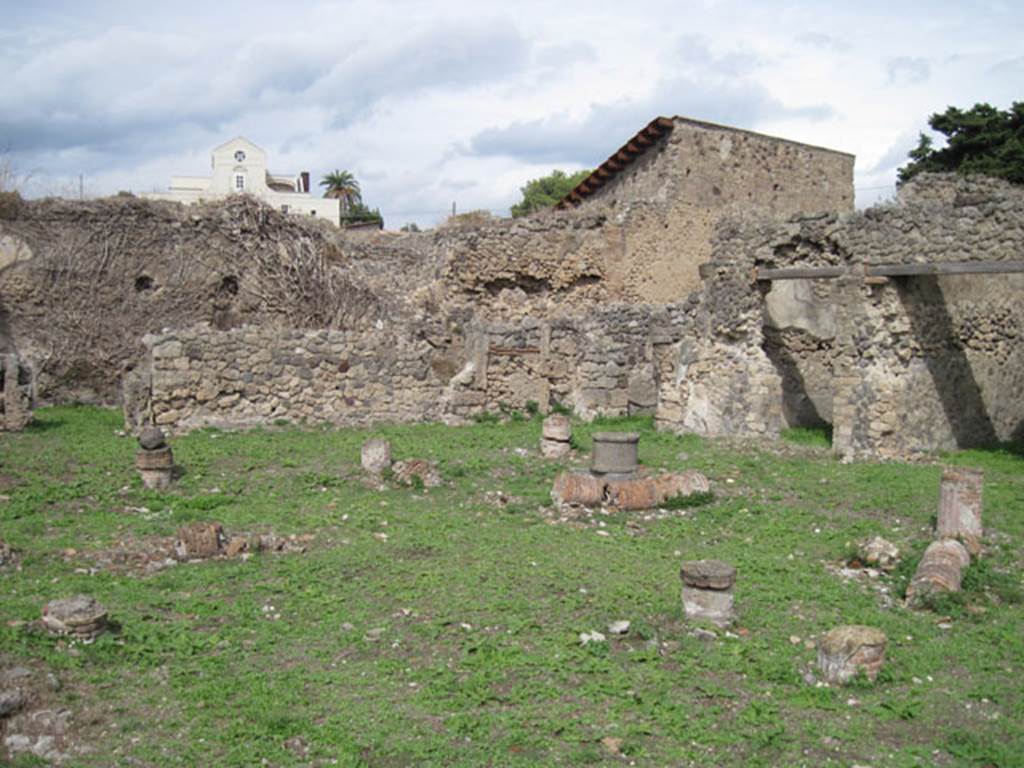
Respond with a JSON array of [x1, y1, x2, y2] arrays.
[[657, 174, 1024, 459]]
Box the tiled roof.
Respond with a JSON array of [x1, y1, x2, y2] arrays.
[[555, 117, 674, 209]]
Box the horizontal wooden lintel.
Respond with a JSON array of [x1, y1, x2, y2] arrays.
[[755, 260, 1024, 281]]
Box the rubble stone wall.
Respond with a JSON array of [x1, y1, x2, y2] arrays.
[[657, 174, 1024, 458]]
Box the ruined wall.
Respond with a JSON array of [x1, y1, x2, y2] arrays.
[[0, 195, 432, 403], [126, 324, 451, 432], [574, 118, 855, 302], [132, 299, 694, 431], [657, 174, 1024, 459]]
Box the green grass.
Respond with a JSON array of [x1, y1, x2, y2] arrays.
[[1, 406, 1022, 766]]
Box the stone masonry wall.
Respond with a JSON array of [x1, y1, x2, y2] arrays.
[[657, 174, 1024, 459], [133, 299, 697, 432], [574, 117, 855, 302]]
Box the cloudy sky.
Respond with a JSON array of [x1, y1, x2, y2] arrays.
[[2, 0, 1021, 226]]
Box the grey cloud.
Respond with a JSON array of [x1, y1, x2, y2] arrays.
[[886, 56, 930, 85], [467, 75, 833, 166]]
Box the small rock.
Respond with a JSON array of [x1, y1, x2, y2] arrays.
[[0, 689, 26, 717], [579, 630, 606, 646], [138, 427, 167, 450], [607, 620, 630, 636], [691, 627, 717, 641], [600, 736, 623, 755], [789, 635, 802, 645], [4, 734, 32, 752]]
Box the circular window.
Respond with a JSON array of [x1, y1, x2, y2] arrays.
[[234, 150, 246, 162]]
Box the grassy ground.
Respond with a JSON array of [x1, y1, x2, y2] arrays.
[[1, 406, 1022, 767]]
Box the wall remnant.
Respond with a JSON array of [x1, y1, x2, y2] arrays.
[[657, 174, 1024, 459]]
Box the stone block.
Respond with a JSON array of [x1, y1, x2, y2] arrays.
[[138, 427, 166, 450], [681, 586, 735, 627], [540, 438, 571, 459], [653, 470, 710, 502], [906, 539, 970, 604], [361, 438, 392, 474], [542, 414, 571, 441], [817, 625, 887, 684]]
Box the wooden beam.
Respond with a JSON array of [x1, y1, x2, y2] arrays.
[[866, 260, 1024, 277], [755, 266, 846, 281], [755, 260, 1024, 281]]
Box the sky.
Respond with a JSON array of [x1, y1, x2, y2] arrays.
[[1, 0, 1021, 227]]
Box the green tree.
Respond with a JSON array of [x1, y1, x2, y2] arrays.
[[898, 102, 1024, 184], [511, 169, 592, 217], [320, 170, 362, 213], [340, 200, 383, 228]]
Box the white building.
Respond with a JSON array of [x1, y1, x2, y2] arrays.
[[144, 137, 339, 223]]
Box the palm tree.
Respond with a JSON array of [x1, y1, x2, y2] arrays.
[[319, 170, 361, 214]]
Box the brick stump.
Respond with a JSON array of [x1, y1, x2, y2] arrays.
[[174, 522, 226, 560], [41, 595, 109, 642], [540, 414, 571, 459], [937, 468, 983, 555], [136, 427, 174, 490], [817, 625, 887, 684], [680, 559, 736, 626]]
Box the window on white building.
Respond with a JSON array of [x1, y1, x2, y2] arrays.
[[281, 205, 289, 213], [309, 210, 316, 217], [234, 174, 245, 191]]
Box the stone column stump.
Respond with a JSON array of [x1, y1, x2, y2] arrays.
[[41, 595, 109, 642], [135, 427, 174, 490], [817, 625, 887, 684], [937, 468, 983, 555], [592, 432, 639, 475], [540, 414, 572, 459], [680, 559, 736, 626]]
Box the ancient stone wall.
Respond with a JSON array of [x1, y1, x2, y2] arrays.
[[132, 298, 695, 432], [657, 174, 1024, 459], [0, 195, 433, 403], [569, 118, 855, 302]]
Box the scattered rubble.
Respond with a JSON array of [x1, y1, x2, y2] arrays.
[[817, 625, 887, 685], [855, 536, 900, 571], [392, 459, 443, 488]]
